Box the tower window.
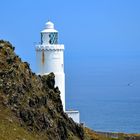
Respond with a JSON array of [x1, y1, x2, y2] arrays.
[[41, 33, 43, 44], [49, 32, 58, 44]]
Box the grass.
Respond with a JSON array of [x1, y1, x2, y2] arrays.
[[84, 127, 123, 140], [0, 105, 42, 140]]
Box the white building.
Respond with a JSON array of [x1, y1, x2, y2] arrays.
[[36, 21, 80, 123]]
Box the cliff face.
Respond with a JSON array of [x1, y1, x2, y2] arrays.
[[0, 40, 140, 140], [0, 40, 84, 140]]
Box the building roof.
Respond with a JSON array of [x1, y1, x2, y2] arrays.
[[41, 21, 58, 33]]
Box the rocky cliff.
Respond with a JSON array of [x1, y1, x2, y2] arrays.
[[0, 40, 85, 140], [0, 40, 140, 140]]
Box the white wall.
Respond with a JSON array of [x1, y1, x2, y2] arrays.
[[66, 111, 80, 123]]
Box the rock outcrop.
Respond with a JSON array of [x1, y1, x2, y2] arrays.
[[0, 40, 84, 140]]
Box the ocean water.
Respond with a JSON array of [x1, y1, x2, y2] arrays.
[[65, 52, 140, 134], [66, 86, 140, 134], [66, 60, 140, 134], [81, 95, 140, 133]]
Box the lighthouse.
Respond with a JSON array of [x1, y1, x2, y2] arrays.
[[36, 21, 65, 111], [36, 21, 80, 123]]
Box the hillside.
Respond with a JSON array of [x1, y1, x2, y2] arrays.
[[0, 40, 140, 140], [0, 40, 85, 140]]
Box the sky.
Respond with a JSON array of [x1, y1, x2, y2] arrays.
[[0, 0, 140, 131]]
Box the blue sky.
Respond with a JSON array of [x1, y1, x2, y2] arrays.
[[0, 0, 140, 131]]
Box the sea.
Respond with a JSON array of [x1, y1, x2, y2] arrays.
[[66, 68, 140, 134], [65, 51, 140, 134], [66, 85, 140, 134]]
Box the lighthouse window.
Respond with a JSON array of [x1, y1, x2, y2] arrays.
[[49, 32, 58, 44], [41, 33, 43, 44]]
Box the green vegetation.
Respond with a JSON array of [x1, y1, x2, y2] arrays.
[[0, 105, 41, 140]]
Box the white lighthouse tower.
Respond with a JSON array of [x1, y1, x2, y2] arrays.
[[36, 21, 65, 111], [36, 21, 80, 123]]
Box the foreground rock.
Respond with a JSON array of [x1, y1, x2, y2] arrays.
[[0, 40, 84, 140]]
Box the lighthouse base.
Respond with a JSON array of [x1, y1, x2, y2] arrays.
[[65, 110, 80, 123]]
